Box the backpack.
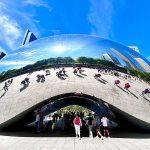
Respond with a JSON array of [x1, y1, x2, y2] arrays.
[[88, 117, 93, 125]]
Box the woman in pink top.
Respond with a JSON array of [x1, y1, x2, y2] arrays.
[[73, 114, 82, 139]]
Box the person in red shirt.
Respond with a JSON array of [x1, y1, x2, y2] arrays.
[[124, 83, 131, 90], [73, 114, 82, 139], [114, 80, 120, 85]]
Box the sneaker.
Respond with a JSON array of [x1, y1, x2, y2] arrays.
[[95, 136, 99, 139]]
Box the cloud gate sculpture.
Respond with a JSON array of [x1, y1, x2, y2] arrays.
[[0, 34, 150, 131]]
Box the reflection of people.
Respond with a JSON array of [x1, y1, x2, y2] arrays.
[[101, 116, 110, 138], [124, 83, 131, 90], [142, 88, 150, 95], [73, 114, 82, 139], [87, 113, 94, 138], [3, 82, 8, 91], [114, 80, 120, 85], [35, 111, 41, 133]]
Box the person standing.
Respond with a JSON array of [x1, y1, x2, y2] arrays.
[[94, 115, 104, 139], [73, 114, 82, 139], [101, 116, 110, 138], [87, 113, 94, 138], [35, 111, 41, 133]]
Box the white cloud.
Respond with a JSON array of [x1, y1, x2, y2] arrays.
[[24, 0, 52, 11], [0, 14, 23, 50], [88, 0, 114, 38], [5, 50, 37, 60], [0, 1, 42, 51], [0, 2, 6, 8], [20, 50, 37, 57], [0, 60, 34, 66]]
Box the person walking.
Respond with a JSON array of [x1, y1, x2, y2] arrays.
[[101, 116, 110, 138], [3, 82, 8, 92], [73, 114, 82, 139], [94, 115, 104, 139]]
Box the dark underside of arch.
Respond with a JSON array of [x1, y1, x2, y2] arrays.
[[0, 93, 150, 132]]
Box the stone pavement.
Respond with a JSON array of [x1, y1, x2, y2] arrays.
[[0, 136, 150, 150]]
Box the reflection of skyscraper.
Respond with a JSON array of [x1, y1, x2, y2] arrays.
[[111, 48, 138, 70], [128, 46, 150, 72], [111, 47, 150, 72], [133, 57, 150, 72], [101, 53, 121, 65], [22, 29, 37, 45], [128, 46, 140, 53], [0, 52, 6, 60]]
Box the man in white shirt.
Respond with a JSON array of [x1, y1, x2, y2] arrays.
[[101, 116, 110, 137]]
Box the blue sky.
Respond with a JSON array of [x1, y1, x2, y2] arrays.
[[0, 0, 150, 61]]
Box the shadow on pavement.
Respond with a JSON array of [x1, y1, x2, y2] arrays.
[[0, 128, 150, 139]]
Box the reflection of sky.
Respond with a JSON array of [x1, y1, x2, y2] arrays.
[[0, 34, 149, 72]]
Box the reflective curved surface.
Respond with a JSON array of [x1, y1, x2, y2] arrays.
[[1, 34, 150, 72]]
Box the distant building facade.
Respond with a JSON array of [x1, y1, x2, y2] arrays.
[[128, 46, 140, 53], [101, 53, 121, 65], [22, 29, 37, 45], [0, 51, 6, 60], [128, 46, 150, 72]]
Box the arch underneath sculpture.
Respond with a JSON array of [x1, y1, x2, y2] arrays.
[[0, 93, 148, 132]]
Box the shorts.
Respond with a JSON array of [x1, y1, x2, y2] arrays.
[[104, 126, 108, 130]]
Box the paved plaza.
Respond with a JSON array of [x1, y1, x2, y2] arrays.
[[0, 135, 150, 150]]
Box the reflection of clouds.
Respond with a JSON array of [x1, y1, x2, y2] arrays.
[[20, 50, 37, 57], [6, 50, 37, 58], [23, 0, 52, 12], [0, 14, 23, 50], [0, 60, 34, 66], [0, 1, 41, 51]]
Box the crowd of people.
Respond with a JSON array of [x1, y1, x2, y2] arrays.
[[34, 110, 110, 140], [97, 68, 138, 81], [1, 66, 149, 101], [0, 66, 150, 101]]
